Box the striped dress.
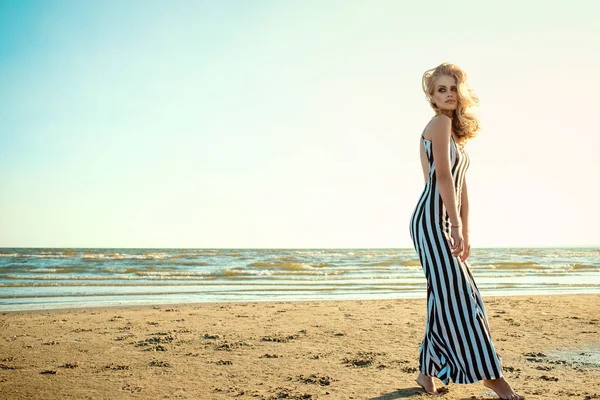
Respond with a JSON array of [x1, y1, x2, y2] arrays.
[[408, 132, 504, 385]]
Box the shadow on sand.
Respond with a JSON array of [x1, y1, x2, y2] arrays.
[[368, 387, 500, 400]]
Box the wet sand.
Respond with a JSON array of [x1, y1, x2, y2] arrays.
[[1, 294, 599, 399]]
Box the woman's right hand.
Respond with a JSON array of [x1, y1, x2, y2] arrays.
[[450, 226, 464, 258]]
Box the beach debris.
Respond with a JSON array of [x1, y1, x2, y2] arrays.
[[40, 370, 58, 374], [115, 333, 135, 341], [268, 386, 313, 399], [271, 335, 291, 342], [342, 351, 386, 368], [400, 366, 419, 373], [121, 384, 142, 393], [539, 375, 559, 381], [202, 333, 220, 339], [59, 362, 79, 368], [524, 352, 548, 362], [342, 356, 372, 367], [148, 360, 171, 367], [212, 384, 254, 397], [150, 330, 173, 336], [524, 352, 547, 357], [104, 363, 130, 370], [262, 353, 280, 358], [143, 344, 168, 352], [294, 373, 333, 386], [0, 363, 22, 370], [215, 359, 232, 365], [116, 325, 132, 331], [261, 334, 300, 343], [72, 328, 93, 333], [215, 340, 252, 351], [548, 360, 568, 365], [400, 367, 419, 374], [137, 334, 174, 347]]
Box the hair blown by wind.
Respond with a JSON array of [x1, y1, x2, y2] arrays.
[[422, 63, 481, 145]]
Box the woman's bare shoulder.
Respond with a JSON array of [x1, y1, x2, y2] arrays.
[[423, 115, 451, 141]]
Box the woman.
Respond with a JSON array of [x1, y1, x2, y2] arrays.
[[408, 63, 525, 400]]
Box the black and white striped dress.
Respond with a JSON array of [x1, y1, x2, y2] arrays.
[[408, 133, 504, 385]]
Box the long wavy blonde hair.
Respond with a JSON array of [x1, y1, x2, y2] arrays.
[[422, 62, 480, 145]]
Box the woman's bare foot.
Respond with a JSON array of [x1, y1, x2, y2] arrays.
[[482, 376, 525, 400], [415, 372, 440, 395]]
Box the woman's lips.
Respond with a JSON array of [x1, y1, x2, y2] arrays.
[[446, 100, 456, 103]]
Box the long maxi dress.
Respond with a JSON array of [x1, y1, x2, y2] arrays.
[[408, 132, 504, 385]]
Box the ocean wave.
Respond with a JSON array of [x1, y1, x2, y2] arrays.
[[480, 261, 543, 269], [247, 261, 331, 270], [569, 263, 598, 271]]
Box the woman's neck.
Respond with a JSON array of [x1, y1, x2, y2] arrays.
[[438, 109, 454, 119]]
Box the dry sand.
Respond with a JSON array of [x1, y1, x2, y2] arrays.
[[0, 294, 599, 399]]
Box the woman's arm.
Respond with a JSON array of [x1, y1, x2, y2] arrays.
[[430, 115, 461, 226], [460, 178, 470, 233]]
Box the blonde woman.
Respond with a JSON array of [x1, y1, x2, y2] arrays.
[[408, 63, 525, 400]]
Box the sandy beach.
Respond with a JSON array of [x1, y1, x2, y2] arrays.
[[1, 294, 599, 399]]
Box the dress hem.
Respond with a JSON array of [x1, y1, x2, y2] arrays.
[[419, 366, 504, 385]]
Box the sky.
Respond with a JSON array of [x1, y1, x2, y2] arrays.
[[1, 0, 598, 249]]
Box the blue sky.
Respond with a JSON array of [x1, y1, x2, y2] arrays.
[[1, 0, 598, 248]]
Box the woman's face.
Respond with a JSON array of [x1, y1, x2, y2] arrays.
[[431, 75, 458, 111]]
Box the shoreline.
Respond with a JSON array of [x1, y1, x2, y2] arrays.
[[3, 289, 600, 314], [1, 294, 599, 399]]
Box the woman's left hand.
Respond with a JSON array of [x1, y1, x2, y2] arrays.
[[460, 230, 471, 262]]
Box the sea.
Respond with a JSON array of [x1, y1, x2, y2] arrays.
[[1, 247, 598, 312]]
